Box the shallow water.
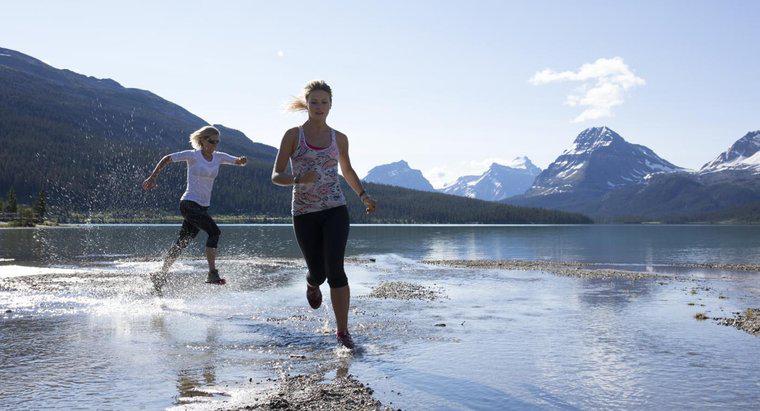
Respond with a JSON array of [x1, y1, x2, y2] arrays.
[[1, 225, 759, 409]]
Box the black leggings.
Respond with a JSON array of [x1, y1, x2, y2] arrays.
[[169, 200, 221, 257], [293, 205, 350, 289]]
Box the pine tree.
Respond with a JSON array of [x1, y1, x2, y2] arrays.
[[34, 190, 47, 222], [5, 188, 17, 213]]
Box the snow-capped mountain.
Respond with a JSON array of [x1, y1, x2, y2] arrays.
[[362, 160, 436, 192], [700, 131, 760, 174], [440, 157, 541, 201], [507, 127, 760, 221], [525, 126, 681, 196]]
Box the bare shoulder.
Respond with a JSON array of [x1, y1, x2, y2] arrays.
[[333, 129, 349, 144], [273, 128, 299, 157], [281, 127, 300, 146], [283, 127, 300, 140]]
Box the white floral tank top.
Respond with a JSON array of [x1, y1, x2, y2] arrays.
[[290, 127, 346, 216]]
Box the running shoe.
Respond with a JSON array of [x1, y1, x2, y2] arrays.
[[306, 284, 322, 309], [205, 269, 226, 285], [336, 330, 355, 350]]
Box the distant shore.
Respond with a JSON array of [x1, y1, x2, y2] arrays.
[[423, 259, 760, 276], [3, 219, 759, 227]]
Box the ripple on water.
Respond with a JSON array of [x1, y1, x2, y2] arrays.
[[1, 257, 759, 409]]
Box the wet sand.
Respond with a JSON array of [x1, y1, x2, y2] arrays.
[[715, 308, 760, 336], [423, 259, 667, 279], [240, 373, 388, 411], [368, 281, 445, 301]]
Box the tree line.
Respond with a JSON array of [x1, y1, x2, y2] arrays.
[[0, 187, 46, 226]]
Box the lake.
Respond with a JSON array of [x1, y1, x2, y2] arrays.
[[1, 224, 759, 409]]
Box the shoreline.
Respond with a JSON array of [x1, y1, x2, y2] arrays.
[[4, 222, 760, 228], [422, 259, 760, 276]]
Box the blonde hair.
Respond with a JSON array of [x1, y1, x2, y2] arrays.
[[189, 125, 220, 149], [288, 80, 333, 112]]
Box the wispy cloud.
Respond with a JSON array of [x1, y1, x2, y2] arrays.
[[530, 57, 645, 123]]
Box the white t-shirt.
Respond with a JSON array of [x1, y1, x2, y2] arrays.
[[170, 150, 238, 207]]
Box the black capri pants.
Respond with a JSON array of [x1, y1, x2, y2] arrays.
[[293, 205, 350, 289], [175, 200, 221, 249]]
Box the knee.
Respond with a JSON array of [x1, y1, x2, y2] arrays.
[[326, 271, 348, 289], [206, 229, 221, 248], [307, 271, 327, 287]]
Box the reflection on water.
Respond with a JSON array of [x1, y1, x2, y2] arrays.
[[2, 224, 760, 265], [1, 227, 759, 409]]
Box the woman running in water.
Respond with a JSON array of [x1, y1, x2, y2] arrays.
[[142, 125, 247, 290], [272, 80, 376, 349]]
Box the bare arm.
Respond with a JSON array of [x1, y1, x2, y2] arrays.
[[271, 129, 317, 186], [336, 132, 376, 213], [142, 155, 172, 190]]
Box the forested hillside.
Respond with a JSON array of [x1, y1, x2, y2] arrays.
[[0, 47, 590, 224]]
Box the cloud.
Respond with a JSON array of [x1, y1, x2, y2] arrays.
[[529, 57, 645, 123]]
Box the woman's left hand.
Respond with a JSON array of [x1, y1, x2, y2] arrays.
[[361, 194, 376, 214], [236, 156, 248, 166]]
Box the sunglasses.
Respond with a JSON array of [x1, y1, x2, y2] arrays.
[[206, 139, 220, 144]]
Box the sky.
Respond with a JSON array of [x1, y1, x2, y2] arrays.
[[3, 1, 759, 187]]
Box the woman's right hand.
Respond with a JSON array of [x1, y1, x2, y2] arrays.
[[142, 176, 157, 190], [362, 194, 377, 214], [295, 170, 318, 185]]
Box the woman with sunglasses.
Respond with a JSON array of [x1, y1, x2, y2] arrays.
[[142, 125, 247, 290]]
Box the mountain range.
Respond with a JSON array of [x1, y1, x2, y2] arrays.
[[0, 46, 589, 224], [363, 157, 542, 202], [439, 157, 541, 201], [506, 128, 760, 221], [363, 160, 436, 192], [364, 127, 759, 222]]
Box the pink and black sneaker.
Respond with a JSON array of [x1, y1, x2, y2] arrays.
[[336, 330, 355, 350], [306, 284, 322, 309]]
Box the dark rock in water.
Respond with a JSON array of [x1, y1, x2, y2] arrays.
[[434, 323, 446, 327], [368, 281, 445, 301], [715, 308, 760, 337], [248, 373, 388, 410], [4, 309, 11, 313]]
